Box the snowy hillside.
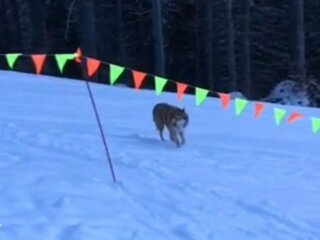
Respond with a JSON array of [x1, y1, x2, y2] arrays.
[[1, 70, 320, 240]]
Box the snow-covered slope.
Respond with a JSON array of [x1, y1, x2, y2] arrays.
[[1, 70, 320, 240]]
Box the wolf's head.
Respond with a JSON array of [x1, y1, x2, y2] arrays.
[[172, 108, 188, 130]]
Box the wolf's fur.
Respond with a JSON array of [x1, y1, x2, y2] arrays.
[[152, 102, 189, 147]]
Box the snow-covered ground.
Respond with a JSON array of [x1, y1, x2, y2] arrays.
[[1, 70, 320, 240]]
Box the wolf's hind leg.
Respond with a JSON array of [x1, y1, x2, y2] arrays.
[[155, 121, 165, 141]]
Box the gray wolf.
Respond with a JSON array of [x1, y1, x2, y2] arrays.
[[152, 102, 189, 147]]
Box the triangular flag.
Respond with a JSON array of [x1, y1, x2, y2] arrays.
[[6, 53, 21, 69], [87, 58, 101, 77], [109, 64, 125, 85], [176, 82, 188, 100], [217, 93, 231, 109], [255, 102, 265, 118], [75, 48, 82, 63], [154, 76, 168, 95], [311, 117, 320, 134], [55, 54, 76, 73], [235, 98, 249, 116], [288, 112, 304, 123], [195, 87, 209, 106], [31, 54, 46, 74], [132, 70, 147, 90], [274, 108, 287, 125]]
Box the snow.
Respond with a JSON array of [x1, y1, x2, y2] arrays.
[[1, 70, 320, 240]]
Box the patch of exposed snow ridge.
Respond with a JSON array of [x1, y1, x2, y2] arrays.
[[230, 78, 320, 108], [229, 91, 247, 100], [260, 80, 310, 107]]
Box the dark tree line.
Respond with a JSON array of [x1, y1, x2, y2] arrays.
[[0, 0, 318, 100]]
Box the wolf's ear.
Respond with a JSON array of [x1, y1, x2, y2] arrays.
[[182, 108, 185, 112]]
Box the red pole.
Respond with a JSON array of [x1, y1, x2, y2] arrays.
[[85, 80, 117, 182]]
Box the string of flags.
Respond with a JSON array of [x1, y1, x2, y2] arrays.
[[1, 49, 320, 134]]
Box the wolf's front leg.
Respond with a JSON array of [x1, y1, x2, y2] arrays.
[[159, 130, 165, 141], [168, 127, 180, 147], [179, 131, 185, 145]]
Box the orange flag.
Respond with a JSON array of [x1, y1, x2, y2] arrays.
[[255, 102, 265, 119], [87, 58, 101, 77], [31, 54, 46, 74], [176, 82, 188, 100], [132, 70, 147, 90], [288, 112, 304, 123], [217, 93, 231, 109]]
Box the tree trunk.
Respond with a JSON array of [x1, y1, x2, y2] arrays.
[[29, 0, 46, 52], [78, 0, 97, 81], [289, 0, 306, 81], [194, 0, 205, 87], [151, 0, 165, 76], [205, 0, 214, 90], [15, 0, 33, 52], [239, 0, 251, 97], [3, 0, 20, 51], [226, 0, 237, 91], [116, 0, 126, 65], [116, 0, 129, 85]]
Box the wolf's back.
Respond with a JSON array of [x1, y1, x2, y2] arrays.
[[152, 102, 169, 122]]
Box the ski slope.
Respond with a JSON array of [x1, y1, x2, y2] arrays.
[[1, 70, 320, 240]]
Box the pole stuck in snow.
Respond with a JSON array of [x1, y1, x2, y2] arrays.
[[85, 80, 117, 183]]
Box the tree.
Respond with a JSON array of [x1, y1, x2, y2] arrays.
[[238, 0, 252, 97], [15, 0, 33, 52], [116, 0, 127, 65], [2, 0, 20, 52], [226, 0, 237, 91], [204, 0, 214, 90], [289, 0, 306, 80], [151, 0, 165, 76], [78, 0, 97, 79]]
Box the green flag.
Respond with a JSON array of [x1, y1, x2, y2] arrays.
[[274, 108, 286, 125], [55, 54, 76, 73], [311, 117, 320, 134], [6, 53, 21, 69], [235, 98, 249, 116], [154, 76, 168, 95], [109, 64, 125, 85], [195, 87, 209, 106]]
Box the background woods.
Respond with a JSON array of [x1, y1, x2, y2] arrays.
[[0, 0, 319, 100]]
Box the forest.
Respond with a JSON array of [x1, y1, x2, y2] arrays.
[[0, 0, 319, 100]]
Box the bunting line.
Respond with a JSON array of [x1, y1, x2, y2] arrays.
[[0, 50, 318, 134]]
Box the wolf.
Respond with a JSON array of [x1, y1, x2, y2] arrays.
[[152, 102, 189, 147]]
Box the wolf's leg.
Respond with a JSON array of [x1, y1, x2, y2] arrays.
[[155, 121, 165, 141], [168, 127, 180, 147], [159, 129, 165, 141], [179, 131, 185, 145]]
